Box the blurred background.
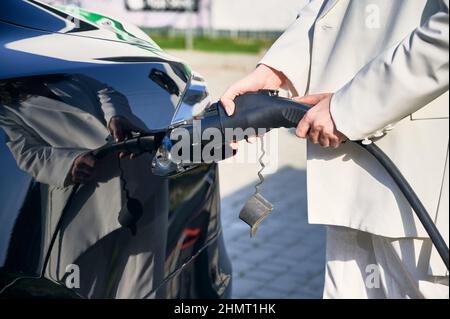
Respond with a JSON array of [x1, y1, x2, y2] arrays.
[[44, 0, 308, 52], [43, 0, 326, 299]]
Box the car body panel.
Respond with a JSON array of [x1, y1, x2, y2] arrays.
[[0, 0, 163, 52], [0, 0, 231, 299]]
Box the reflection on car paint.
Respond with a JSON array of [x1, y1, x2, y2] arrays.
[[0, 0, 231, 299]]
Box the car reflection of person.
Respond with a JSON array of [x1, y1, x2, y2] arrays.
[[0, 75, 168, 298], [222, 0, 449, 298]]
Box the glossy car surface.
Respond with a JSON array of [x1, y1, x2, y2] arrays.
[[0, 0, 231, 299]]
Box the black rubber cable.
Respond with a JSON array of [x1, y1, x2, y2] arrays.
[[358, 141, 449, 270]]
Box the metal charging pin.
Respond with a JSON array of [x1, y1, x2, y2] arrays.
[[239, 136, 274, 237]]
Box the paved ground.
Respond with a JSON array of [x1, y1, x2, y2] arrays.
[[169, 50, 326, 299], [221, 166, 326, 299]]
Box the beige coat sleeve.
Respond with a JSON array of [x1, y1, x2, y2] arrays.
[[331, 0, 449, 141], [259, 0, 325, 96]]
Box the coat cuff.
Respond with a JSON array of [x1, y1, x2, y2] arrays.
[[330, 89, 371, 141]]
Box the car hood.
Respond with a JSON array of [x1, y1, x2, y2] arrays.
[[0, 0, 192, 81], [0, 0, 163, 53]]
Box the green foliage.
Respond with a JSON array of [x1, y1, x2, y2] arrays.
[[148, 35, 274, 53]]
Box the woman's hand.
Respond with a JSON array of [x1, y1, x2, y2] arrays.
[[221, 64, 286, 116], [221, 64, 286, 147], [71, 152, 96, 184], [295, 93, 347, 148]]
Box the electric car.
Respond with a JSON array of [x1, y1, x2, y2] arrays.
[[0, 0, 232, 298]]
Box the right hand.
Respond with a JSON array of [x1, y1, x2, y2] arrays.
[[221, 64, 286, 147], [221, 64, 286, 116], [71, 152, 97, 184]]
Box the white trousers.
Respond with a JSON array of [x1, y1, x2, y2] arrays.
[[323, 226, 449, 299]]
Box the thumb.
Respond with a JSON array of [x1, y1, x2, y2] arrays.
[[294, 93, 330, 106], [220, 79, 256, 116], [220, 91, 237, 116], [112, 125, 123, 142]]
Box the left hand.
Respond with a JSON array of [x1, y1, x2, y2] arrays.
[[295, 93, 347, 148], [108, 116, 143, 159]]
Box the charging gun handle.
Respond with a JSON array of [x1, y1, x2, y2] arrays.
[[90, 135, 162, 160], [218, 90, 310, 133]]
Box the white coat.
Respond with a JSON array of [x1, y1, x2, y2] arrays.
[[0, 75, 167, 298], [260, 0, 449, 276]]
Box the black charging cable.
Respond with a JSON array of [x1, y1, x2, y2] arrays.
[[359, 141, 449, 270]]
